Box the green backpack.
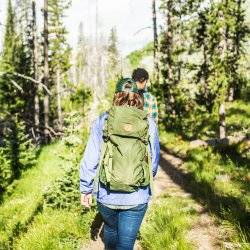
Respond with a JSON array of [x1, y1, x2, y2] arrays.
[[94, 106, 153, 193]]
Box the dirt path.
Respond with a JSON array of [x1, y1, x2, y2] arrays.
[[155, 150, 223, 250], [82, 149, 224, 250]]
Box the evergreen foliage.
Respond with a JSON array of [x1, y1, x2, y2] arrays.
[[157, 0, 249, 136], [0, 0, 249, 247], [43, 165, 79, 210], [43, 87, 91, 210], [75, 22, 87, 85], [0, 116, 37, 195], [47, 0, 72, 128], [0, 147, 12, 194], [0, 0, 73, 193], [107, 27, 120, 79]]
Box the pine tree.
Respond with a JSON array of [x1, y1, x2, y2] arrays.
[[195, 7, 215, 113], [160, 0, 174, 116], [0, 0, 15, 111], [227, 0, 249, 101], [16, 118, 37, 170], [2, 0, 41, 137], [159, 0, 199, 122], [0, 0, 30, 117], [48, 0, 71, 129], [107, 27, 119, 80], [75, 22, 87, 85], [0, 145, 12, 194], [0, 0, 38, 192], [195, 0, 249, 137], [1, 0, 15, 71]]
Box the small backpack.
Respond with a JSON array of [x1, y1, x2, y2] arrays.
[[94, 106, 153, 193]]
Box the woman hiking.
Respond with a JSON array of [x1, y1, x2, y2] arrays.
[[80, 78, 160, 250]]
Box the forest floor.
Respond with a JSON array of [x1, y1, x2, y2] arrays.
[[83, 148, 225, 250]]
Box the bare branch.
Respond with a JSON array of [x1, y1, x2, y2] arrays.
[[0, 71, 51, 95], [45, 125, 64, 136], [12, 72, 51, 95], [31, 127, 39, 142], [133, 26, 151, 36], [10, 79, 24, 93]]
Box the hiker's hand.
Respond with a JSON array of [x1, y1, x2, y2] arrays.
[[81, 193, 92, 208]]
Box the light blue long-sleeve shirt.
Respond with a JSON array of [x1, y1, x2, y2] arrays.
[[79, 112, 160, 206]]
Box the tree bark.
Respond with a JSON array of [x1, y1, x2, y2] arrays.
[[228, 87, 234, 102], [219, 102, 226, 139], [32, 0, 40, 140], [43, 0, 50, 143], [166, 0, 175, 116], [228, 0, 242, 102], [152, 0, 159, 83], [56, 68, 62, 128], [218, 6, 227, 139], [166, 0, 173, 84]]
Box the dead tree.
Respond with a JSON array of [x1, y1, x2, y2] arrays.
[[43, 0, 50, 143], [152, 0, 159, 83]]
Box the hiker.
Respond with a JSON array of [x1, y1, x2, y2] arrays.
[[80, 78, 160, 250], [132, 68, 159, 124]]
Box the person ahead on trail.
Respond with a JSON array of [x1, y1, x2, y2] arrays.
[[80, 78, 160, 250], [132, 68, 159, 124]]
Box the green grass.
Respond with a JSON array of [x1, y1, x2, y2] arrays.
[[159, 126, 190, 156], [159, 99, 250, 247], [13, 208, 96, 250], [195, 100, 250, 139], [0, 140, 74, 249], [226, 100, 250, 135], [185, 147, 250, 226], [159, 132, 250, 247], [140, 195, 196, 250]]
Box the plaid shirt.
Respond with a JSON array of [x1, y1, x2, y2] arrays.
[[143, 92, 158, 124]]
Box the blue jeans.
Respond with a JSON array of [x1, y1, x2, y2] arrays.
[[97, 202, 148, 250]]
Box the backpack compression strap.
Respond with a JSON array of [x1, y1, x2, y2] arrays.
[[93, 141, 107, 195], [147, 143, 154, 196]]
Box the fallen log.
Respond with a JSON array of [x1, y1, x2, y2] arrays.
[[190, 134, 250, 149]]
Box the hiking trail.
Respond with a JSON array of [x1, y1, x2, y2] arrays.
[[82, 149, 225, 250]]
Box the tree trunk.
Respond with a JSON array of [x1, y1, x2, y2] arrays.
[[152, 0, 159, 83], [228, 0, 242, 102], [43, 0, 50, 143], [202, 42, 211, 110], [166, 0, 173, 84], [56, 68, 62, 128], [32, 0, 40, 141], [219, 102, 226, 139], [166, 0, 175, 116], [218, 6, 227, 139], [228, 87, 234, 102]]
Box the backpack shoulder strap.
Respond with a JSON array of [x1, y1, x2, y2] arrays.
[[93, 117, 109, 195], [146, 123, 154, 196], [147, 144, 154, 196]]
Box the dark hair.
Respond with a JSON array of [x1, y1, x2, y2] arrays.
[[113, 92, 144, 110], [132, 68, 149, 83]]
